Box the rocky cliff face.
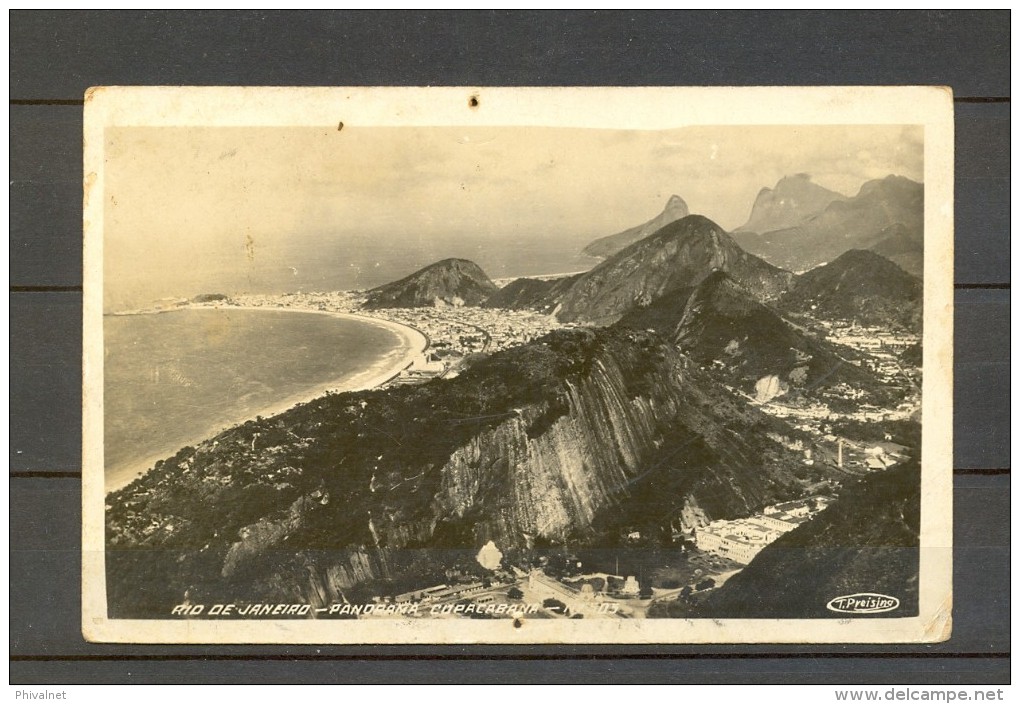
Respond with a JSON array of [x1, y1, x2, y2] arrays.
[[582, 194, 690, 259], [362, 257, 498, 308], [429, 343, 737, 543], [105, 327, 804, 615], [557, 215, 793, 326]]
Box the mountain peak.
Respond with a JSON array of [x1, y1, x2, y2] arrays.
[[631, 214, 729, 255], [777, 172, 813, 186], [654, 213, 720, 237], [431, 257, 478, 267], [734, 174, 846, 235], [810, 248, 919, 281], [828, 248, 891, 265], [780, 249, 922, 330], [363, 258, 497, 309], [665, 194, 689, 210], [559, 214, 792, 325], [856, 174, 922, 198], [581, 195, 691, 259]]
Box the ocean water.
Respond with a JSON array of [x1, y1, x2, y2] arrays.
[[104, 308, 405, 489], [105, 234, 602, 311]]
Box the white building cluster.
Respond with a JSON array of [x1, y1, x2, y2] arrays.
[[694, 496, 832, 565], [228, 291, 562, 360], [821, 321, 919, 355]]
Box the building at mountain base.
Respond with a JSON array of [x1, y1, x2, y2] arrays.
[[694, 496, 832, 564]]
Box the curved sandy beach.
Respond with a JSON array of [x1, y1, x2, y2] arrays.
[[105, 305, 428, 494]]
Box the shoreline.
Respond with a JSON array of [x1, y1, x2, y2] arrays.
[[105, 305, 428, 494], [490, 269, 592, 288]]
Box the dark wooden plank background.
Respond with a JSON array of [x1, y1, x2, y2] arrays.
[[9, 10, 1010, 684]]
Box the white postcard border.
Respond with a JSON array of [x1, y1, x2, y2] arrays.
[[82, 86, 954, 644]]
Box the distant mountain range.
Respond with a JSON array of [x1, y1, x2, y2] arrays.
[[362, 258, 498, 309], [732, 175, 924, 275], [580, 174, 923, 278], [581, 195, 690, 259], [733, 173, 846, 236], [375, 215, 796, 328], [779, 249, 922, 331], [364, 174, 922, 326]]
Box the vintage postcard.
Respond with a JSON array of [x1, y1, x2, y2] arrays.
[[82, 86, 953, 643]]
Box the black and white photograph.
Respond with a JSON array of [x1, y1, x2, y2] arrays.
[[81, 86, 954, 644]]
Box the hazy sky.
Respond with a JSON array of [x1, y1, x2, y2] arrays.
[[104, 124, 922, 307]]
